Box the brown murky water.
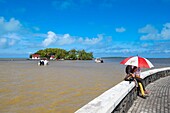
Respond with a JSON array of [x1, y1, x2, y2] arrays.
[[0, 60, 125, 113]]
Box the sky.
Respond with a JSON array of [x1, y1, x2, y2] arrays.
[[0, 0, 170, 58]]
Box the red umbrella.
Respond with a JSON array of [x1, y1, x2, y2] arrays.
[[120, 56, 154, 68]]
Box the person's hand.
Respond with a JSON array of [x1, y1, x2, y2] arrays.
[[135, 74, 140, 78], [131, 74, 135, 77]]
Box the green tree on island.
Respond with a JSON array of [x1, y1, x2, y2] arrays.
[[30, 48, 93, 60]]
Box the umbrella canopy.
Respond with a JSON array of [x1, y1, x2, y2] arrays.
[[120, 56, 154, 68]]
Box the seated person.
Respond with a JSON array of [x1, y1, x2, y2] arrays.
[[124, 65, 133, 81], [131, 66, 149, 95]]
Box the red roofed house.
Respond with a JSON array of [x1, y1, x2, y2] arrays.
[[32, 54, 40, 59], [50, 55, 55, 60]]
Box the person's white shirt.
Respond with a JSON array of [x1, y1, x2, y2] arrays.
[[134, 67, 141, 77]]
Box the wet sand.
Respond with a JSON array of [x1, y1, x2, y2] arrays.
[[0, 60, 125, 113]]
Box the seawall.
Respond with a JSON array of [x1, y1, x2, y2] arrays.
[[75, 67, 170, 113]]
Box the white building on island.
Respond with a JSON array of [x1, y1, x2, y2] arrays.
[[31, 54, 40, 59]]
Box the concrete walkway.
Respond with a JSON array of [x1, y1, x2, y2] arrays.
[[128, 76, 170, 113]]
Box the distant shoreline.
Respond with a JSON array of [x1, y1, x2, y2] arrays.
[[0, 58, 29, 61], [101, 56, 170, 59], [0, 58, 94, 61], [0, 57, 170, 62]]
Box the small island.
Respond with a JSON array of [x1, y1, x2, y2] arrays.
[[30, 48, 93, 60]]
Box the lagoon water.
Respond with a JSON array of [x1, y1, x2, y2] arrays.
[[0, 58, 170, 113]]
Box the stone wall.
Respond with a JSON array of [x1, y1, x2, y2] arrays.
[[112, 68, 170, 113]]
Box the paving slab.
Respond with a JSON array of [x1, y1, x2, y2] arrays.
[[127, 76, 170, 113]]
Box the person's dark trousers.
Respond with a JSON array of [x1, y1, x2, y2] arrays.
[[135, 77, 146, 91]]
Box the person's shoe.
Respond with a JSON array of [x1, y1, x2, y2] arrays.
[[141, 95, 147, 99]]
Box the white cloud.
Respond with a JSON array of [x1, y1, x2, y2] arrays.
[[140, 33, 160, 40], [0, 17, 28, 49], [42, 31, 103, 47], [160, 23, 170, 39], [83, 34, 103, 45], [138, 24, 158, 34], [164, 49, 170, 53], [0, 17, 22, 34], [0, 38, 7, 47], [42, 31, 57, 47], [141, 43, 150, 48], [5, 33, 20, 40], [42, 31, 76, 47], [0, 33, 20, 48], [6, 33, 20, 46], [33, 26, 40, 31], [58, 34, 75, 45], [139, 23, 170, 40], [115, 27, 126, 33], [163, 23, 170, 28], [105, 49, 131, 53]]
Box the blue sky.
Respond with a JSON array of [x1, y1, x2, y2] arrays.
[[0, 0, 170, 58]]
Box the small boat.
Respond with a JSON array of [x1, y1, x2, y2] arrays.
[[38, 59, 49, 66], [95, 58, 104, 63]]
